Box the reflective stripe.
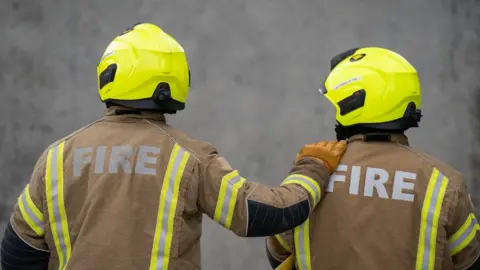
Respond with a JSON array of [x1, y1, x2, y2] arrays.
[[275, 234, 291, 253], [46, 141, 72, 270], [150, 144, 190, 270], [18, 184, 44, 236], [416, 168, 449, 270], [449, 213, 480, 256], [282, 174, 321, 206], [294, 218, 311, 270], [213, 171, 246, 229]]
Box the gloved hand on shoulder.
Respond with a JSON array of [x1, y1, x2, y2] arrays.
[[295, 140, 347, 173]]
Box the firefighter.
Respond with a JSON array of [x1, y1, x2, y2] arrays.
[[0, 23, 347, 270], [265, 47, 480, 270]]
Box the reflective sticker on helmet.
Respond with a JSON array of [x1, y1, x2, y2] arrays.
[[334, 77, 361, 90], [101, 50, 114, 61], [350, 53, 366, 62]]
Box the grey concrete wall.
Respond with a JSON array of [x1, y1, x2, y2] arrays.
[[1, 0, 479, 268]]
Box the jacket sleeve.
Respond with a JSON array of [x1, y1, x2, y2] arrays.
[[1, 151, 50, 269], [446, 180, 480, 269], [196, 145, 329, 237], [266, 231, 295, 269]]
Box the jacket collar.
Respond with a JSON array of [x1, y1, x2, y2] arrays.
[[104, 106, 166, 122], [348, 133, 409, 146]]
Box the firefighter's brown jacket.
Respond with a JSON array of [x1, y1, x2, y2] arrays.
[[9, 107, 333, 270], [267, 134, 480, 270]]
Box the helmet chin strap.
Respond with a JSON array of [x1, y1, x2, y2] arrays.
[[335, 123, 348, 141], [334, 122, 410, 141], [334, 102, 422, 141]]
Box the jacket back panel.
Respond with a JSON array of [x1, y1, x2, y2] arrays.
[[45, 115, 202, 270], [307, 139, 459, 270]]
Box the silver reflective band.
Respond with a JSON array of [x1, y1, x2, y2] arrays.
[[294, 219, 311, 270], [150, 145, 191, 270], [218, 175, 243, 226], [213, 171, 246, 230], [46, 142, 72, 270], [421, 172, 445, 269], [156, 147, 186, 269], [449, 214, 479, 256], [283, 174, 321, 205], [18, 186, 44, 236], [21, 191, 44, 232], [416, 169, 449, 270], [50, 145, 69, 266]]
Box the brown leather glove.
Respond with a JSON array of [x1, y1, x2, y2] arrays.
[[295, 140, 347, 173]]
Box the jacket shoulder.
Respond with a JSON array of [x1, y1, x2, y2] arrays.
[[406, 147, 463, 185], [34, 119, 104, 173], [146, 123, 217, 163], [44, 118, 105, 150]]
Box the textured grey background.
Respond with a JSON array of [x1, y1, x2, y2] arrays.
[[1, 0, 479, 269]]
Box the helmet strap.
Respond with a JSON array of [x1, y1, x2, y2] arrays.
[[152, 83, 184, 114], [335, 123, 407, 141], [335, 102, 422, 141]]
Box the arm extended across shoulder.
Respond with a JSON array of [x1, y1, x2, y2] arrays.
[[195, 141, 346, 237]]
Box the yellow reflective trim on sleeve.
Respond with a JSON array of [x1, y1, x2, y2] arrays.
[[282, 174, 321, 206], [288, 174, 320, 192], [213, 172, 237, 223], [18, 185, 44, 236], [224, 177, 246, 229], [150, 144, 190, 270], [448, 213, 480, 256], [294, 218, 311, 270], [415, 168, 449, 270], [282, 179, 317, 205], [24, 185, 43, 221], [213, 171, 245, 229], [275, 234, 292, 253]]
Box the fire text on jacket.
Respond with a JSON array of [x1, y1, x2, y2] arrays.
[[73, 145, 161, 176], [327, 164, 416, 202]]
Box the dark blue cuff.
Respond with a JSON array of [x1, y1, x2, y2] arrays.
[[1, 222, 49, 270], [246, 199, 310, 237]]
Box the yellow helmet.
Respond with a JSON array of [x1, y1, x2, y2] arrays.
[[97, 23, 190, 112], [321, 47, 422, 131]]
